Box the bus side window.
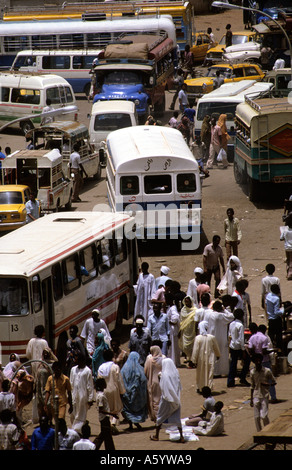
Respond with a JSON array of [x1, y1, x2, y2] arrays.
[[64, 86, 74, 104], [62, 254, 80, 294], [97, 237, 115, 274], [114, 233, 127, 265], [52, 263, 63, 301], [32, 275, 42, 312], [1, 87, 10, 102], [79, 244, 98, 283]]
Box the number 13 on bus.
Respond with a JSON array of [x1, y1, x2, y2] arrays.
[[0, 211, 138, 365]]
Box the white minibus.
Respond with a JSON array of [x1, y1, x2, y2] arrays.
[[11, 49, 102, 97], [194, 80, 274, 161], [0, 72, 77, 134], [105, 125, 202, 250]]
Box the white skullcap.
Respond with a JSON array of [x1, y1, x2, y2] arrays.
[[161, 266, 170, 275], [194, 267, 204, 274]]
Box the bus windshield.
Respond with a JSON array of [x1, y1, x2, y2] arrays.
[[197, 102, 238, 121], [0, 278, 29, 315], [104, 71, 140, 85], [94, 113, 132, 131]]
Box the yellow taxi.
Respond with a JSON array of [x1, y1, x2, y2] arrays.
[[185, 62, 265, 104], [205, 31, 256, 65], [190, 32, 217, 62], [0, 184, 31, 231]]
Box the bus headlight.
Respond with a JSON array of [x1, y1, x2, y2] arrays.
[[134, 99, 140, 106]]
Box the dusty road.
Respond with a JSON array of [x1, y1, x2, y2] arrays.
[[2, 8, 292, 452]]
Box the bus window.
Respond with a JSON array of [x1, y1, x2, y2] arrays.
[[32, 275, 42, 312], [11, 88, 40, 105], [114, 237, 127, 265], [59, 34, 84, 48], [0, 278, 28, 315], [43, 56, 70, 69], [144, 175, 172, 194], [52, 263, 63, 301], [64, 86, 74, 104], [120, 176, 139, 195], [46, 87, 61, 105], [0, 87, 10, 102], [62, 254, 80, 294], [177, 173, 196, 193], [97, 237, 114, 273], [80, 244, 98, 283]]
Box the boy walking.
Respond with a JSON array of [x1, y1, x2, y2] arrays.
[[250, 353, 276, 431], [94, 378, 116, 450]]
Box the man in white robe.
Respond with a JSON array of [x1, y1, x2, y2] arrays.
[[80, 309, 111, 356], [165, 292, 181, 367], [134, 262, 156, 323], [187, 267, 204, 307], [205, 301, 234, 376], [192, 321, 221, 392], [70, 354, 94, 433]]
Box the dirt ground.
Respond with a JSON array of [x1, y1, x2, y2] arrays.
[[3, 7, 292, 454]]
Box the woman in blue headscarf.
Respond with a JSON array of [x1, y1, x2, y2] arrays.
[[92, 332, 109, 381], [121, 351, 148, 431]]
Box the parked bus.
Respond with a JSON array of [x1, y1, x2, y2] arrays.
[[1, 148, 73, 213], [11, 49, 103, 97], [0, 72, 77, 134], [105, 125, 202, 250], [25, 120, 103, 182], [195, 80, 274, 161], [234, 96, 292, 202], [2, 1, 194, 52], [93, 32, 175, 118], [0, 15, 177, 69], [0, 211, 138, 364]]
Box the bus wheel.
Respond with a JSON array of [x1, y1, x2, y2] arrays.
[[21, 120, 34, 135], [233, 161, 244, 185], [247, 176, 260, 202]]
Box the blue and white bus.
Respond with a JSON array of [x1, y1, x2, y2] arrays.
[[11, 49, 102, 97], [0, 15, 177, 69]]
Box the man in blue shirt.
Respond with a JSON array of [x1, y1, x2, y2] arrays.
[[147, 301, 170, 356], [265, 284, 284, 353], [31, 415, 55, 450]]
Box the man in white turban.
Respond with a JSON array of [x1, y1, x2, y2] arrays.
[[155, 266, 171, 289]]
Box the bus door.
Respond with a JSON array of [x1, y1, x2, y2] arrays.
[[41, 277, 55, 350], [16, 157, 38, 194]]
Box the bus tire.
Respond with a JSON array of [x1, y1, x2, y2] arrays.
[[233, 161, 244, 185], [247, 176, 260, 202], [21, 120, 34, 135]]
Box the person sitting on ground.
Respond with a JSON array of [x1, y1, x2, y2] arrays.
[[185, 386, 215, 426], [191, 401, 224, 436]]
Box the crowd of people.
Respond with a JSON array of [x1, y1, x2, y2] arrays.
[[0, 206, 290, 450]]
